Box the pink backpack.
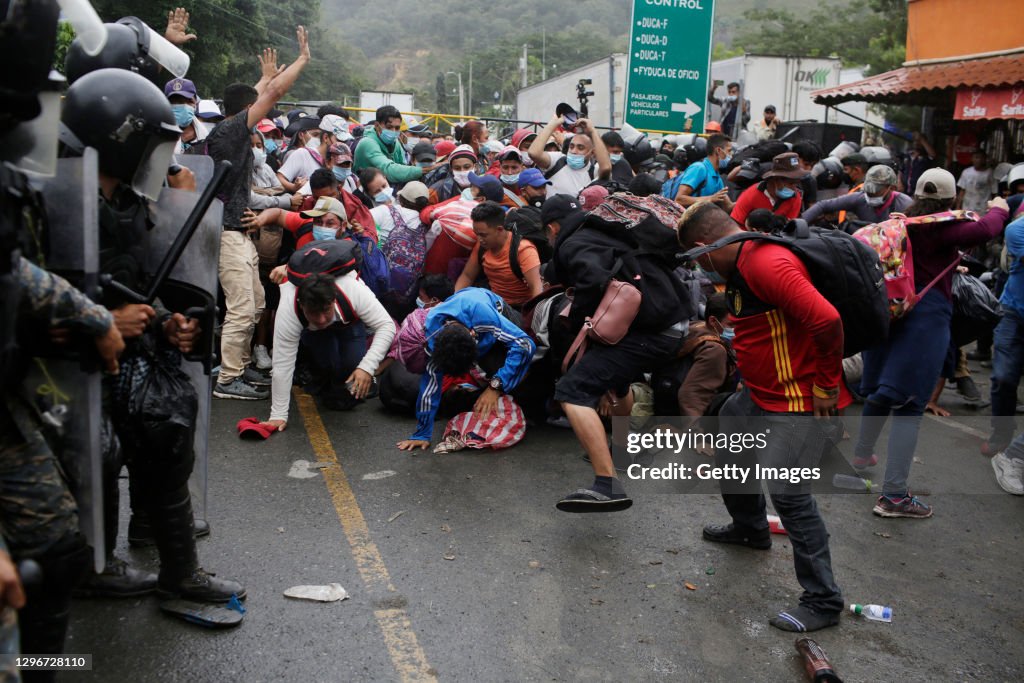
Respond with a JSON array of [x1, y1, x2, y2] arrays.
[[852, 210, 977, 319]]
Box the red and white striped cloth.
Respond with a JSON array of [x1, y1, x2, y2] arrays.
[[437, 395, 526, 452]]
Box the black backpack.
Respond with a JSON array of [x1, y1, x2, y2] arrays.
[[286, 239, 364, 325], [681, 219, 889, 357]]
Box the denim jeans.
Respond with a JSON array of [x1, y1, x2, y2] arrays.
[[989, 307, 1024, 446], [717, 389, 844, 614], [300, 321, 367, 404], [855, 288, 951, 497]]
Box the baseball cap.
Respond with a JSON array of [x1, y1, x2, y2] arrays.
[[237, 417, 277, 440], [320, 114, 352, 140], [467, 172, 503, 203], [497, 145, 524, 163], [763, 152, 806, 180], [328, 143, 352, 163], [434, 140, 456, 159], [164, 77, 197, 101], [914, 168, 957, 200], [540, 194, 580, 227], [518, 168, 551, 189], [764, 104, 776, 113], [196, 99, 224, 121], [301, 196, 347, 220], [255, 118, 277, 134], [578, 184, 609, 211], [398, 181, 429, 203], [412, 140, 437, 163], [863, 165, 897, 194], [482, 139, 504, 155], [511, 128, 537, 149], [407, 122, 431, 136], [285, 115, 321, 137]]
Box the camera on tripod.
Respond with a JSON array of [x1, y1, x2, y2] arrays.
[[576, 78, 594, 118]]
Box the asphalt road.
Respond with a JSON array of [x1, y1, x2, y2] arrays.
[[65, 363, 1024, 682]]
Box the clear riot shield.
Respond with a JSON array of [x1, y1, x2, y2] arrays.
[[143, 154, 223, 523], [26, 148, 105, 572]]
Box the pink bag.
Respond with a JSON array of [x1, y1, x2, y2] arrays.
[[560, 278, 642, 374], [436, 396, 526, 452]]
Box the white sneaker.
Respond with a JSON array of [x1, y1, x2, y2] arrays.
[[991, 452, 1024, 495], [253, 345, 272, 370]]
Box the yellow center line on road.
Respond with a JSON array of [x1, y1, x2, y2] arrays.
[[294, 388, 436, 682]]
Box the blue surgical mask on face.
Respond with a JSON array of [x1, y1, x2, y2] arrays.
[[610, 153, 623, 164], [721, 327, 735, 342], [380, 129, 399, 145], [374, 188, 393, 205], [312, 226, 337, 241], [566, 153, 587, 170], [719, 154, 732, 170], [264, 138, 278, 155], [500, 173, 520, 185], [461, 188, 475, 202], [415, 297, 429, 309], [171, 104, 195, 128], [776, 187, 796, 200], [333, 167, 352, 183]]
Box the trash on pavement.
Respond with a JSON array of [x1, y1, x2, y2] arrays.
[[283, 583, 350, 602]]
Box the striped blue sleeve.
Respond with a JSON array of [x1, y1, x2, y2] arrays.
[[479, 318, 536, 392], [411, 360, 444, 442]]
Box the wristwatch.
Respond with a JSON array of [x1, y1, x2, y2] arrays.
[[488, 377, 504, 393]]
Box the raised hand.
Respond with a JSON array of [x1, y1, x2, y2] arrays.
[[296, 25, 310, 62], [259, 48, 283, 80], [165, 7, 197, 46]]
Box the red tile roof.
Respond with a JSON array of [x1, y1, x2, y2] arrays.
[[812, 52, 1024, 106]]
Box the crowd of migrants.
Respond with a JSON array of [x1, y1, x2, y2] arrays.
[[3, 3, 1024, 676]]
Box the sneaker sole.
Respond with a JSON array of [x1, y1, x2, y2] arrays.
[[872, 505, 933, 518], [213, 390, 268, 400], [991, 457, 1024, 495], [156, 587, 248, 603]]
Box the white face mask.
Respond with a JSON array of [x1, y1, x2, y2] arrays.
[[252, 147, 267, 167], [452, 170, 471, 187], [305, 135, 321, 150]]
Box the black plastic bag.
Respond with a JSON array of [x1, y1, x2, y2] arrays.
[[952, 273, 1002, 346]]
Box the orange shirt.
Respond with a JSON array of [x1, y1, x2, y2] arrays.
[[471, 237, 540, 306]]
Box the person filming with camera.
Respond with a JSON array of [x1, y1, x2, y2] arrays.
[[527, 108, 612, 198]]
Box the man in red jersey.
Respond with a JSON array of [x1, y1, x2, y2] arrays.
[[678, 202, 845, 633]]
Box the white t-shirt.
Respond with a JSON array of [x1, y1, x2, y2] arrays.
[[370, 204, 423, 246], [957, 167, 997, 213], [545, 151, 595, 198], [278, 147, 324, 182]]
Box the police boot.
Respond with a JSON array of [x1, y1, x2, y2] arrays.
[[153, 490, 246, 603], [74, 477, 157, 598]]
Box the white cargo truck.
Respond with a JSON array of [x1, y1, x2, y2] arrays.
[[358, 91, 416, 123], [515, 54, 628, 130]]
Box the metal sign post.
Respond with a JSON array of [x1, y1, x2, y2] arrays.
[[624, 0, 716, 133]]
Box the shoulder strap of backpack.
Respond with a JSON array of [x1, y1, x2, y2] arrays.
[[510, 232, 524, 281], [502, 187, 526, 208], [293, 282, 358, 328], [679, 230, 786, 263], [543, 156, 567, 180]]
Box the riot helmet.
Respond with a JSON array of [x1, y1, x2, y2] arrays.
[[65, 16, 189, 85], [683, 136, 709, 165], [59, 68, 181, 200]]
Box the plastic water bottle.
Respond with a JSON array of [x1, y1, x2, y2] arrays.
[[794, 637, 843, 682], [832, 473, 872, 492], [849, 603, 892, 622], [767, 514, 788, 535]]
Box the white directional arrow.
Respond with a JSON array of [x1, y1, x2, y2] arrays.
[[671, 99, 702, 117]]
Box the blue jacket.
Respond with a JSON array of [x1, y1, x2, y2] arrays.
[[411, 288, 535, 441]]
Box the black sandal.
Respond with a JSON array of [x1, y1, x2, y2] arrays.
[[556, 488, 633, 513]]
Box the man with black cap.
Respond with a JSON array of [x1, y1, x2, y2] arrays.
[[731, 152, 805, 225], [411, 140, 437, 170], [753, 104, 779, 141], [540, 194, 579, 245]]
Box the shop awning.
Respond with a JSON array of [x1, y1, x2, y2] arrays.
[[811, 52, 1024, 107]]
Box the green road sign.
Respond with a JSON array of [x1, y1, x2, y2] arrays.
[[624, 0, 716, 133]]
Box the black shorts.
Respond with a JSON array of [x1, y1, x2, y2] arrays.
[[554, 330, 681, 409]]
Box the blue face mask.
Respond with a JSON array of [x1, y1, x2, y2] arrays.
[[415, 297, 429, 309], [610, 153, 623, 164], [374, 188, 393, 205], [461, 188, 476, 202], [333, 167, 352, 183], [312, 226, 337, 241], [721, 327, 736, 342], [719, 154, 732, 170], [379, 128, 399, 145], [264, 138, 278, 155], [171, 104, 195, 128], [500, 173, 520, 185], [566, 153, 587, 170], [776, 186, 796, 200]]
